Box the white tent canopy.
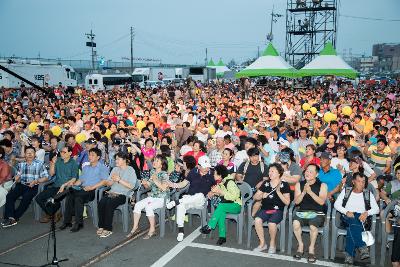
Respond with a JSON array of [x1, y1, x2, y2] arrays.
[[298, 42, 358, 78]]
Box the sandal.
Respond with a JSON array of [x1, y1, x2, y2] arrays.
[[293, 251, 304, 260], [307, 253, 317, 263], [126, 228, 139, 238], [96, 228, 104, 235], [100, 230, 113, 238], [143, 231, 156, 240]]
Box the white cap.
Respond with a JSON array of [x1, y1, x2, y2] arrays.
[[278, 138, 290, 147], [198, 155, 211, 168]]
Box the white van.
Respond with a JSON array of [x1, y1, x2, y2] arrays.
[[85, 73, 132, 92]]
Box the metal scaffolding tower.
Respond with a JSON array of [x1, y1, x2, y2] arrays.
[[285, 0, 338, 69]]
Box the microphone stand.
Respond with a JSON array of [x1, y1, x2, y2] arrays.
[[40, 213, 68, 266]]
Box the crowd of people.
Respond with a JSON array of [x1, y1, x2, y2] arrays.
[[0, 79, 399, 266]]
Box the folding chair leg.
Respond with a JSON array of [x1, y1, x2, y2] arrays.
[[370, 243, 375, 265], [34, 202, 41, 221], [380, 231, 387, 266], [287, 230, 293, 255], [247, 220, 253, 248], [238, 217, 243, 244], [189, 214, 193, 227], [330, 234, 337, 260], [279, 224, 285, 253], [323, 231, 329, 259], [201, 209, 207, 228], [159, 209, 166, 238], [122, 207, 129, 232]]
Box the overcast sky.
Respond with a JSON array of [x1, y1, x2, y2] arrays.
[[1, 0, 399, 65]]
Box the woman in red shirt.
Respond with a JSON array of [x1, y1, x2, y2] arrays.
[[108, 109, 118, 124], [300, 144, 320, 170], [183, 140, 205, 164]]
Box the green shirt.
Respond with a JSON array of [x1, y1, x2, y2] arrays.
[[385, 179, 400, 200], [146, 169, 169, 199], [167, 157, 174, 173], [52, 158, 79, 187]]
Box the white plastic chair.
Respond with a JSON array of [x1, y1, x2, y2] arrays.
[[135, 185, 174, 238], [247, 200, 288, 253], [210, 182, 253, 244], [330, 207, 377, 264], [380, 200, 398, 266], [287, 200, 331, 259]]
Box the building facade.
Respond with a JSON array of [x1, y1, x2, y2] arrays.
[[372, 43, 400, 72]]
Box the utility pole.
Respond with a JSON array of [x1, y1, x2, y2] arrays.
[[130, 26, 135, 73], [85, 29, 96, 70], [257, 46, 260, 58], [205, 48, 208, 66], [266, 5, 283, 43]]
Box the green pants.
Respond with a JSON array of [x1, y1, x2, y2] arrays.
[[208, 203, 241, 238]]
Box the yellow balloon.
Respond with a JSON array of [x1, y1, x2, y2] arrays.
[[310, 107, 318, 115], [317, 136, 326, 145], [28, 122, 38, 133], [312, 137, 318, 145], [51, 126, 62, 137], [324, 112, 337, 123], [302, 103, 311, 111], [75, 133, 86, 144], [136, 120, 146, 131], [208, 126, 216, 135], [342, 106, 352, 116], [104, 129, 112, 140]]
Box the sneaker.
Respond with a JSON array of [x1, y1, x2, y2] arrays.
[[253, 245, 268, 252], [359, 246, 370, 260], [200, 225, 211, 234], [177, 233, 184, 242], [344, 253, 354, 265], [166, 201, 176, 209], [268, 247, 276, 254], [1, 218, 9, 226], [2, 218, 17, 228]]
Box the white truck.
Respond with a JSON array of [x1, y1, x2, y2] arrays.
[[187, 67, 216, 83], [132, 67, 215, 87], [132, 67, 177, 83], [0, 59, 77, 88]]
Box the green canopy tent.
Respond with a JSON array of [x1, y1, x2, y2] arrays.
[[207, 59, 216, 67], [235, 43, 297, 78], [214, 59, 230, 77], [297, 42, 358, 78]]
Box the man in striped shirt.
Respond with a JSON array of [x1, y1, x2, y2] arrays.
[[2, 146, 49, 228], [366, 138, 392, 175]]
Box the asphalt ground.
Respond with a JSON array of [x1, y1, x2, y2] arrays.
[[0, 208, 394, 267]]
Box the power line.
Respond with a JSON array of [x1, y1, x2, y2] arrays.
[[340, 14, 400, 22]]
